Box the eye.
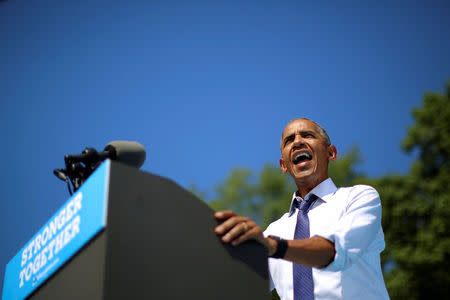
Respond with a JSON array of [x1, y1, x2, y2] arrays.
[[284, 135, 294, 146]]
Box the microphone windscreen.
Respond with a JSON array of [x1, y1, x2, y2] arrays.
[[104, 141, 146, 168]]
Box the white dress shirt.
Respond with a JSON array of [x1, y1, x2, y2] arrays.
[[264, 178, 390, 300]]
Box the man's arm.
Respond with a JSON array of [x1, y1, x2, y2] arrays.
[[214, 210, 335, 269], [283, 236, 335, 268]]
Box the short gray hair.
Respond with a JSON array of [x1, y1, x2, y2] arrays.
[[280, 118, 331, 152]]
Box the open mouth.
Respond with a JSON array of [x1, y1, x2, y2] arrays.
[[293, 152, 312, 165]]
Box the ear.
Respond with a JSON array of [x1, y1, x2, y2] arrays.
[[279, 158, 288, 174], [328, 145, 337, 162]]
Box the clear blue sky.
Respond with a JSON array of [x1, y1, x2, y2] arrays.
[[1, 0, 449, 293]]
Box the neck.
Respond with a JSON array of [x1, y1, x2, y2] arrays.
[[295, 176, 328, 199]]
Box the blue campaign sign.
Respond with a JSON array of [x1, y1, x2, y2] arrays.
[[2, 160, 111, 300]]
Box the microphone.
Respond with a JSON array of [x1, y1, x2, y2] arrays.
[[104, 141, 146, 168], [55, 141, 147, 195], [65, 141, 146, 168]]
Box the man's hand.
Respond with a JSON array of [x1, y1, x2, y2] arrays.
[[213, 211, 335, 267], [214, 210, 271, 249]]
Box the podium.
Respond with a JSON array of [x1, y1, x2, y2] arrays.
[[3, 161, 269, 299]]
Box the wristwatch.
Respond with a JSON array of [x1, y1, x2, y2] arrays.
[[268, 235, 288, 259]]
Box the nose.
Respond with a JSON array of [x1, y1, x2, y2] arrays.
[[292, 134, 306, 149]]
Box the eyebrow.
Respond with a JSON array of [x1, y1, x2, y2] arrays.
[[282, 130, 317, 146], [302, 130, 316, 136]]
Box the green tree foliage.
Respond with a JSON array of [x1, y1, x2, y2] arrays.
[[328, 146, 363, 186], [193, 82, 450, 299], [368, 82, 450, 299], [207, 165, 293, 228]]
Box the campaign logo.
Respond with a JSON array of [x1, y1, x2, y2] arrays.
[[2, 160, 110, 300], [19, 192, 83, 288]]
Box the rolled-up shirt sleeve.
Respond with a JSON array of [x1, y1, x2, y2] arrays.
[[318, 186, 383, 271]]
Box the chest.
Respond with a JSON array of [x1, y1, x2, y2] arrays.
[[308, 198, 346, 237], [269, 194, 349, 239]]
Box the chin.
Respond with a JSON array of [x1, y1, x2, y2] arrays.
[[292, 171, 315, 182]]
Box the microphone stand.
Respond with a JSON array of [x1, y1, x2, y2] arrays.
[[54, 147, 110, 195]]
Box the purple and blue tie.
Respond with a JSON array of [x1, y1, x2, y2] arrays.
[[293, 194, 317, 300]]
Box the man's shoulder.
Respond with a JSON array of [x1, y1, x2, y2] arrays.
[[336, 184, 379, 198], [334, 184, 381, 207]]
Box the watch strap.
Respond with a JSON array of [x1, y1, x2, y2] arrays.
[[268, 235, 288, 259]]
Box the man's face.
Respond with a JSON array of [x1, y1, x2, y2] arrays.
[[279, 119, 337, 187]]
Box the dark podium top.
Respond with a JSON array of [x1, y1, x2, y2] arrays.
[[28, 161, 269, 300]]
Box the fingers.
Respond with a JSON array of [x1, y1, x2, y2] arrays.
[[229, 223, 263, 246], [214, 212, 263, 246], [213, 210, 237, 220], [214, 214, 249, 235], [219, 219, 250, 244]]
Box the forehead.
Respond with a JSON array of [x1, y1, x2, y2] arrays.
[[282, 119, 319, 139]]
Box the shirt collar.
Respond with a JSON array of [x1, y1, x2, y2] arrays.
[[288, 178, 338, 217]]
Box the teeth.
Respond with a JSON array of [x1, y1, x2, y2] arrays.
[[293, 153, 312, 164], [296, 153, 311, 160]]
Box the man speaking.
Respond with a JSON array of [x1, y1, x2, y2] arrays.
[[214, 118, 389, 299]]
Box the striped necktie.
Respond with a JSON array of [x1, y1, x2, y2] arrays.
[[293, 194, 317, 300]]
